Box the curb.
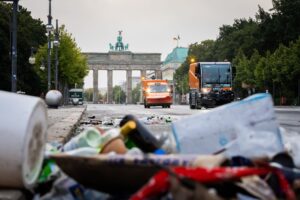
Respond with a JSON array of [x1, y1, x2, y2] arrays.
[[47, 106, 87, 144], [275, 108, 300, 113]]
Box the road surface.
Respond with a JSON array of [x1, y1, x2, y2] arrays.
[[275, 108, 300, 133]]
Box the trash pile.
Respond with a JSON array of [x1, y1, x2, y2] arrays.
[[140, 115, 173, 125], [80, 115, 174, 127], [1, 91, 300, 200]]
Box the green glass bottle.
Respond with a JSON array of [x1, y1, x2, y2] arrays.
[[119, 115, 162, 153]]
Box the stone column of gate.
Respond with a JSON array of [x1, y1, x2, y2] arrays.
[[107, 69, 113, 104], [93, 68, 99, 104], [126, 69, 133, 104], [140, 70, 147, 103], [155, 70, 162, 79]]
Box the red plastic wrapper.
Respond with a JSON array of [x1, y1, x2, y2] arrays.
[[130, 170, 169, 200], [130, 167, 295, 200]]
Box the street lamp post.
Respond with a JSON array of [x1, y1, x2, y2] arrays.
[[46, 0, 53, 91], [0, 0, 19, 92], [53, 19, 59, 90], [11, 0, 18, 92], [44, 0, 62, 108]]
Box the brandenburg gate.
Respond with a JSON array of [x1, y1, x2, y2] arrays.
[[83, 31, 162, 104]]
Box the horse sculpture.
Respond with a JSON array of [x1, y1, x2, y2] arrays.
[[109, 31, 129, 51]]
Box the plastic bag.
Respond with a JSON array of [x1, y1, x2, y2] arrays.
[[225, 125, 284, 159], [171, 93, 283, 155]]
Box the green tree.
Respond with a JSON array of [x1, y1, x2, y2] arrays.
[[0, 3, 47, 95], [112, 86, 126, 104], [84, 89, 104, 102], [234, 38, 300, 103], [84, 88, 93, 102], [215, 18, 260, 61], [256, 0, 300, 53], [132, 83, 141, 104], [232, 50, 249, 96], [254, 52, 271, 92], [34, 25, 88, 93]]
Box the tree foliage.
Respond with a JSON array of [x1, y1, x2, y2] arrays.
[[84, 88, 93, 102], [234, 38, 300, 103], [0, 3, 47, 95], [216, 18, 260, 60], [112, 86, 126, 104], [84, 88, 104, 102], [34, 26, 88, 92], [132, 83, 141, 104]]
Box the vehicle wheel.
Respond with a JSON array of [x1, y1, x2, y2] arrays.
[[190, 105, 196, 109], [168, 105, 171, 108]]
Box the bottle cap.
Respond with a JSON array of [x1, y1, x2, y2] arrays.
[[120, 120, 136, 136]]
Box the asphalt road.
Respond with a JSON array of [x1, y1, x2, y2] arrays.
[[275, 109, 300, 133], [83, 104, 300, 134]]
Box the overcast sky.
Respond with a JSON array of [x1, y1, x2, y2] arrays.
[[20, 0, 273, 89]]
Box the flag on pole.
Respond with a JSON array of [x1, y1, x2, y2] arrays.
[[173, 35, 180, 40], [173, 35, 180, 47]]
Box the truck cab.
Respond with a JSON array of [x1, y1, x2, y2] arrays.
[[189, 62, 234, 109], [142, 79, 172, 108]]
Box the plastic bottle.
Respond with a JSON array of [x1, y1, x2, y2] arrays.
[[119, 120, 137, 149], [38, 159, 58, 183], [63, 127, 102, 151], [119, 115, 162, 153]]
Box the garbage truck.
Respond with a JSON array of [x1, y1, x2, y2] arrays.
[[189, 62, 234, 109], [142, 79, 172, 108]]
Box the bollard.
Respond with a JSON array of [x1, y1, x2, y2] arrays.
[[45, 90, 62, 108]]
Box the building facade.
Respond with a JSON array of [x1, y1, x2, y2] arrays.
[[161, 47, 188, 104], [161, 47, 188, 81]]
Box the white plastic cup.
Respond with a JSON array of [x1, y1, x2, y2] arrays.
[[0, 91, 48, 189]]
